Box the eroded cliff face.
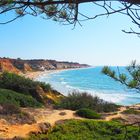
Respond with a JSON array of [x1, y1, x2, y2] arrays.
[[0, 58, 90, 74], [0, 58, 21, 74]]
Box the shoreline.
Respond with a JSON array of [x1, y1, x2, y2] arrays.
[[23, 67, 85, 80], [23, 68, 140, 107]]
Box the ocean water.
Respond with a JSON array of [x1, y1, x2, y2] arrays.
[[37, 67, 140, 106]]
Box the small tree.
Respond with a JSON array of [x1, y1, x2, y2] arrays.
[[102, 60, 140, 92], [56, 92, 118, 112]]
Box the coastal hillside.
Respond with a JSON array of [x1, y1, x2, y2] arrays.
[[0, 71, 139, 139], [0, 59, 139, 139], [0, 72, 63, 105], [0, 58, 89, 74]]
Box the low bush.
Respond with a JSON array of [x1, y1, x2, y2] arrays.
[[76, 108, 101, 119], [111, 117, 127, 123], [0, 103, 20, 115], [56, 92, 119, 113], [28, 120, 140, 140], [47, 120, 139, 140], [0, 103, 36, 124], [0, 72, 52, 103], [0, 88, 42, 107], [27, 134, 48, 140], [14, 111, 36, 124]]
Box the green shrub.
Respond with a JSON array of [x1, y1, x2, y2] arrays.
[[0, 88, 42, 107], [46, 120, 139, 140], [26, 134, 48, 140], [56, 92, 119, 113], [76, 108, 101, 119], [27, 120, 139, 140], [111, 117, 127, 123], [0, 72, 51, 103]]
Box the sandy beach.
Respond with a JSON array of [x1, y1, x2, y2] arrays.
[[23, 68, 83, 80], [23, 69, 67, 80]]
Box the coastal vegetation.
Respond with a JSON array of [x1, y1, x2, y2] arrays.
[[0, 88, 42, 108], [0, 72, 59, 104], [1, 0, 140, 139], [0, 103, 36, 124], [0, 72, 51, 94], [0, 72, 119, 115], [76, 108, 101, 119], [0, 72, 63, 121], [0, 71, 139, 139], [56, 92, 119, 113], [28, 120, 140, 140]]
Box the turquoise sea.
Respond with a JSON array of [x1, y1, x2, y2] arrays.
[[37, 67, 140, 106]]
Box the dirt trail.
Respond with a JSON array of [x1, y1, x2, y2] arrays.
[[0, 122, 39, 138], [0, 106, 139, 139], [105, 107, 126, 121], [0, 109, 81, 139], [35, 109, 82, 125]]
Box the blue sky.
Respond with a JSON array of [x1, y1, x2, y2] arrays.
[[0, 3, 140, 66]]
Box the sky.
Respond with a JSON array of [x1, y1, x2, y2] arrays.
[[0, 3, 140, 66]]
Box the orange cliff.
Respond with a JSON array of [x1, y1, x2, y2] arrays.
[[0, 58, 90, 74], [0, 58, 21, 74]]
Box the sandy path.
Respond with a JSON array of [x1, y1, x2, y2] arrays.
[[0, 123, 39, 138], [0, 105, 139, 139], [105, 107, 126, 121], [35, 109, 82, 125], [0, 109, 81, 139]]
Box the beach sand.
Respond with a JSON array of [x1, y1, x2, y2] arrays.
[[23, 69, 67, 80], [23, 67, 82, 81]]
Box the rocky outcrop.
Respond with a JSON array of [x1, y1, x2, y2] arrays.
[[35, 85, 63, 105], [0, 58, 90, 74], [23, 63, 32, 72], [38, 122, 51, 133]]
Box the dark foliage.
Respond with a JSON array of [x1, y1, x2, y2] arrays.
[[0, 88, 42, 107], [76, 108, 101, 119], [0, 72, 51, 103], [0, 1, 140, 36], [56, 92, 119, 113], [102, 61, 140, 92], [29, 120, 139, 140]]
